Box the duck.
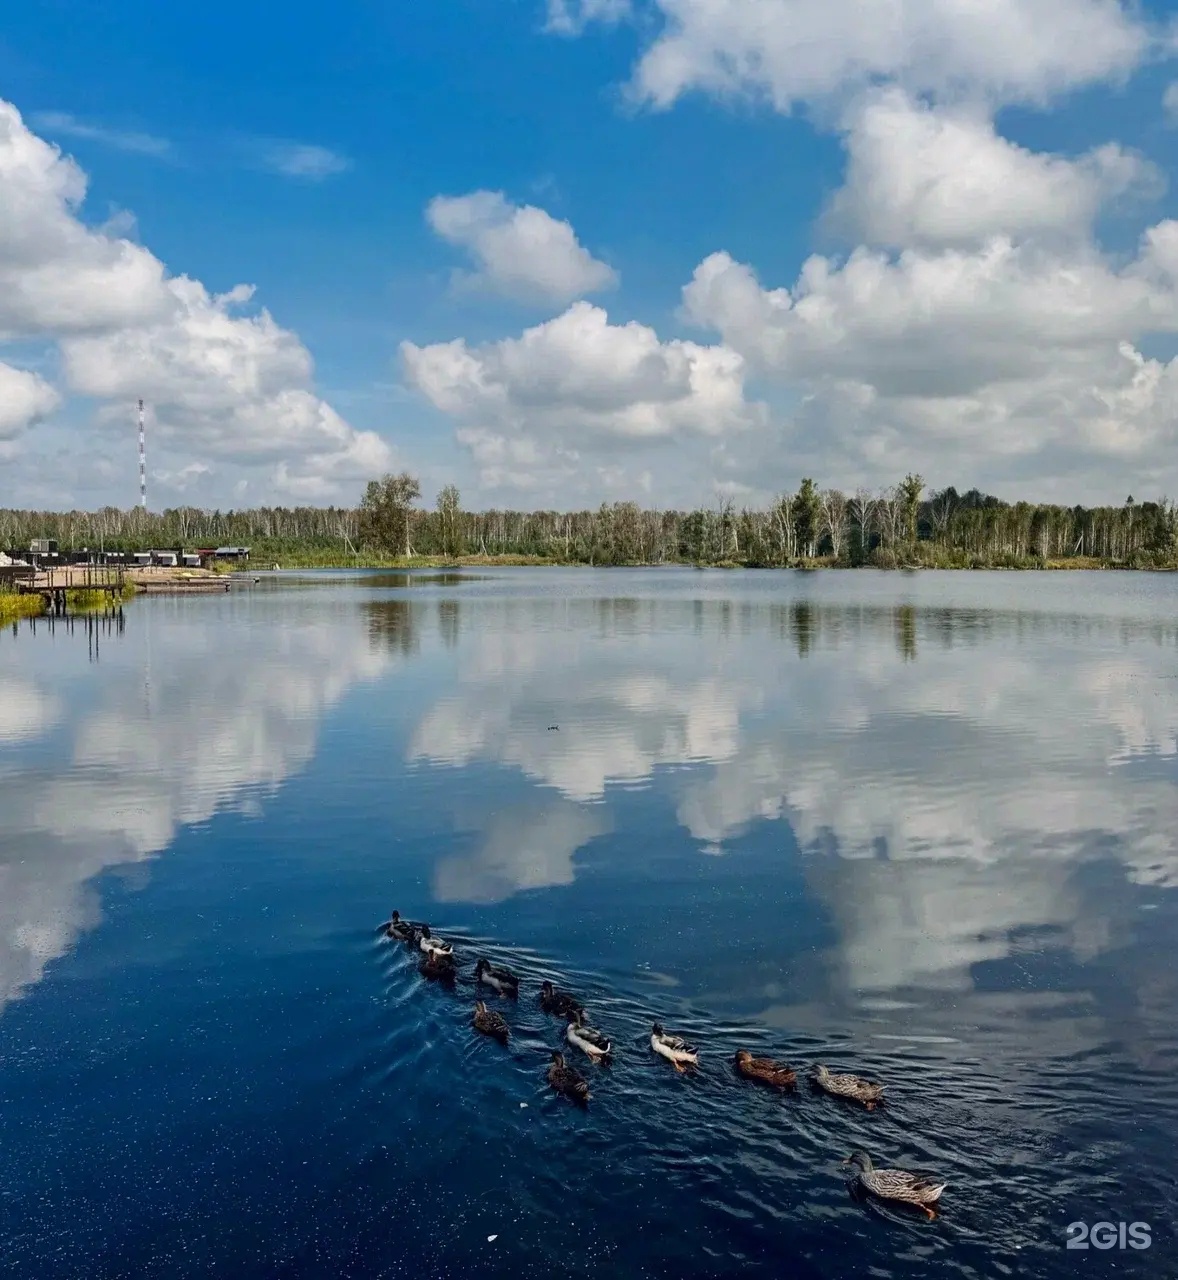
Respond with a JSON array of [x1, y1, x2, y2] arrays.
[[539, 980, 583, 1019], [812, 1063, 885, 1110], [547, 1050, 591, 1104], [383, 909, 418, 942], [733, 1049, 796, 1090], [472, 1000, 510, 1044], [651, 1023, 698, 1072], [843, 1152, 947, 1219], [418, 952, 457, 983], [418, 925, 453, 959], [474, 958, 520, 997], [565, 1009, 612, 1062]]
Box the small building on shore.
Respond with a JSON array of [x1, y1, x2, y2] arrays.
[[197, 546, 251, 566]]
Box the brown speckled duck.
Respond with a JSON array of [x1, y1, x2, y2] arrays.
[[418, 951, 457, 983], [547, 1051, 591, 1104], [812, 1063, 884, 1110], [472, 1000, 509, 1043], [734, 1050, 796, 1089], [843, 1152, 946, 1219]]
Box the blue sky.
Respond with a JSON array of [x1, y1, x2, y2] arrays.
[[4, 0, 1178, 511]]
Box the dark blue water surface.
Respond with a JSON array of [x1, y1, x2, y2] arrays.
[[2, 568, 1177, 1278]]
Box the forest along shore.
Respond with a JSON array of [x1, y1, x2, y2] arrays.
[[4, 476, 1178, 571]]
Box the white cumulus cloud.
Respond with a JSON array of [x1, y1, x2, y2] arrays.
[[402, 300, 763, 497], [672, 73, 1178, 502], [0, 362, 60, 439], [828, 88, 1158, 250], [0, 98, 389, 502], [611, 0, 1150, 112], [426, 190, 617, 304]]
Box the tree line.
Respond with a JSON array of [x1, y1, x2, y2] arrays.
[[355, 472, 1178, 567], [3, 472, 1175, 568]]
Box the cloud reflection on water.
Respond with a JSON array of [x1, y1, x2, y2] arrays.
[[0, 677, 60, 744], [409, 596, 1178, 999], [0, 602, 390, 1012]]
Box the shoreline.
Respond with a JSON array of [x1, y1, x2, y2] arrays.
[[266, 554, 1178, 572]]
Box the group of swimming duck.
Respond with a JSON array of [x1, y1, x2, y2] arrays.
[[383, 910, 948, 1220]]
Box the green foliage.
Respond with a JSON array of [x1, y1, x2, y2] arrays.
[[899, 474, 924, 544], [679, 510, 709, 563], [3, 478, 1178, 572], [65, 584, 137, 612], [435, 484, 463, 558], [792, 479, 820, 558], [360, 472, 421, 556], [0, 592, 45, 624]]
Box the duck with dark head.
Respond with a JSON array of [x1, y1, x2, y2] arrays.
[[474, 957, 520, 997], [418, 925, 453, 959], [539, 980, 582, 1018], [383, 910, 419, 943]]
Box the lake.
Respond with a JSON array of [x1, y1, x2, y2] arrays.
[[1, 568, 1175, 1278]]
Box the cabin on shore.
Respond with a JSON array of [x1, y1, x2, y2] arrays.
[[197, 546, 251, 567]]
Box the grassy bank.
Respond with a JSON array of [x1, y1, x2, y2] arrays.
[[260, 549, 1178, 572], [66, 584, 138, 611], [0, 592, 47, 624], [266, 550, 559, 570], [0, 584, 137, 624]]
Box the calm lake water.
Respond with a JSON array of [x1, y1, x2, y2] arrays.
[[1, 568, 1176, 1278]]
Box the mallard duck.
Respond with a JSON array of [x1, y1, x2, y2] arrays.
[[474, 958, 519, 997], [843, 1152, 946, 1219], [734, 1049, 796, 1089], [547, 1050, 590, 1104], [651, 1023, 698, 1072], [418, 952, 457, 983], [383, 910, 418, 942], [566, 1009, 612, 1062], [812, 1063, 884, 1110], [539, 980, 582, 1018], [418, 926, 453, 959], [472, 1000, 509, 1043]]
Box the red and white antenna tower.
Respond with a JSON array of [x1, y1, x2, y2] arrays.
[[138, 399, 147, 510]]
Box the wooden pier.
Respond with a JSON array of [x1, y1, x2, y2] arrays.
[[15, 565, 129, 615], [3, 561, 236, 612]]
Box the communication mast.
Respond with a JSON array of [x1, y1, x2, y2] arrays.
[[138, 399, 147, 510]]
